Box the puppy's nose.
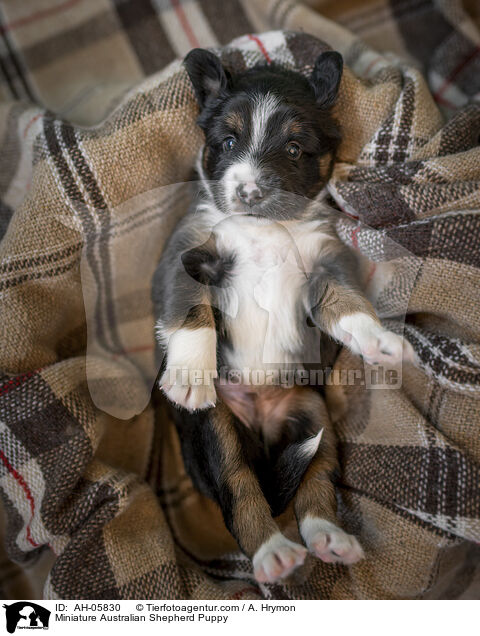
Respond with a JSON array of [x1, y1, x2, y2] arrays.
[[236, 182, 264, 206]]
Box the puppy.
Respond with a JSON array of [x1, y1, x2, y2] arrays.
[[152, 48, 415, 583]]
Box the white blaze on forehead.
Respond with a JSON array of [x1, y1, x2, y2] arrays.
[[251, 92, 280, 152], [220, 92, 280, 209], [223, 160, 257, 184]]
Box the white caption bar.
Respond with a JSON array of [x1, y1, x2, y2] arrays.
[[0, 598, 469, 635]]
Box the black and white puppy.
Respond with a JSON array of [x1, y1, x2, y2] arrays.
[[152, 48, 415, 583]]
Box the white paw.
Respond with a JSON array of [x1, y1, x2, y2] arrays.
[[160, 369, 217, 411], [159, 326, 218, 411], [353, 327, 416, 366], [300, 518, 364, 565], [253, 533, 307, 584], [336, 313, 416, 366]]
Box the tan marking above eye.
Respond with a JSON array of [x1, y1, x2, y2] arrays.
[[225, 111, 244, 133], [281, 120, 304, 136], [317, 153, 333, 179]]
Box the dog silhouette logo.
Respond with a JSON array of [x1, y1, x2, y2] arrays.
[[3, 602, 50, 633]]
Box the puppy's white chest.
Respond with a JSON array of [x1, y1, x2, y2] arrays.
[[217, 221, 283, 266], [213, 217, 321, 369]]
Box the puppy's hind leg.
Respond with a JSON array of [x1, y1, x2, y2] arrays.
[[174, 402, 307, 584], [293, 392, 364, 566]]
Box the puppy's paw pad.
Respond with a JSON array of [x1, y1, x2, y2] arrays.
[[301, 519, 364, 565], [253, 534, 307, 584], [160, 372, 217, 411], [311, 530, 363, 565]]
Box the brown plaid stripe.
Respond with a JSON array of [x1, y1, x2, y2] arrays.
[[0, 0, 479, 600]]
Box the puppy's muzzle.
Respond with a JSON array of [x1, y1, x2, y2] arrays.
[[236, 182, 266, 207]]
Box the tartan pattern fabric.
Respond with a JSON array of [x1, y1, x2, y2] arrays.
[[0, 0, 479, 599]]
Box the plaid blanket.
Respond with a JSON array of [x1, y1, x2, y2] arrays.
[[0, 0, 479, 600]]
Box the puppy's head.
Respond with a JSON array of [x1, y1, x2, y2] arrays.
[[185, 48, 343, 220]]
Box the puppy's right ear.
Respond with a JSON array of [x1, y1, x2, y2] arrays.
[[310, 51, 343, 109], [184, 48, 229, 108]]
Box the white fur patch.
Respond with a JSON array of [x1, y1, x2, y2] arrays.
[[160, 327, 217, 411], [331, 312, 383, 353], [163, 327, 217, 372], [332, 312, 416, 365], [300, 517, 338, 544], [251, 93, 280, 151], [154, 319, 172, 348], [299, 428, 323, 459]]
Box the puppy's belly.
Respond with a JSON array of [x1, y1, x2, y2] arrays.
[[216, 383, 315, 446]]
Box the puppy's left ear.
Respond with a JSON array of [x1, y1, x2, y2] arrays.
[[310, 51, 343, 108], [184, 48, 229, 108]]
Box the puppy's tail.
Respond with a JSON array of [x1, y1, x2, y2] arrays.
[[267, 428, 323, 517]]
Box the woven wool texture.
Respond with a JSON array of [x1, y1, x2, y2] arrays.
[[0, 0, 479, 599]]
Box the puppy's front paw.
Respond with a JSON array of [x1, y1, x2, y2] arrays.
[[160, 372, 217, 411], [351, 325, 416, 366], [300, 518, 364, 565], [362, 328, 416, 366], [335, 313, 416, 366], [253, 533, 307, 584], [159, 327, 218, 411]]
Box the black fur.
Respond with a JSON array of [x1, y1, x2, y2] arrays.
[[184, 48, 230, 108], [181, 238, 235, 286], [311, 51, 343, 108]]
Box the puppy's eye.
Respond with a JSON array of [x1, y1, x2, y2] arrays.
[[286, 142, 302, 159], [223, 137, 236, 152]]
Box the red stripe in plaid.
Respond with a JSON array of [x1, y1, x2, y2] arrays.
[[434, 45, 480, 104], [170, 0, 200, 48], [0, 0, 82, 35], [365, 262, 377, 287], [336, 201, 359, 221], [351, 225, 361, 248], [247, 34, 272, 64], [434, 92, 457, 111], [0, 450, 39, 548], [0, 370, 36, 397], [23, 112, 43, 139]]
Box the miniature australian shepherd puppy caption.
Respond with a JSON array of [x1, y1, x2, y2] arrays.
[[152, 48, 416, 584]]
